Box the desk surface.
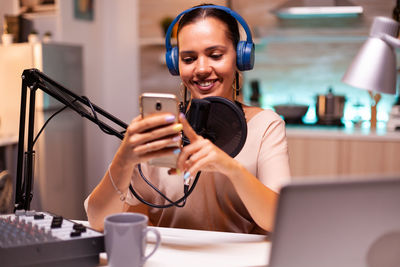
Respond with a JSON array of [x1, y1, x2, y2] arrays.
[[99, 226, 271, 267]]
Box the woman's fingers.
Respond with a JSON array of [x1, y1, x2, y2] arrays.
[[125, 113, 182, 148], [130, 115, 142, 124], [185, 155, 210, 179], [127, 113, 177, 135], [177, 138, 213, 172], [128, 122, 182, 147], [133, 134, 181, 155], [138, 146, 180, 164], [119, 113, 183, 165], [179, 113, 199, 142]]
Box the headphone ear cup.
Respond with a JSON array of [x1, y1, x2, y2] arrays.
[[166, 46, 180, 75], [236, 41, 255, 71]]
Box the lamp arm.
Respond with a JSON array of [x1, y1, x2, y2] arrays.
[[381, 34, 400, 48]]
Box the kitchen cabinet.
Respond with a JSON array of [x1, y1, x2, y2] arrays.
[[286, 127, 400, 180], [287, 138, 341, 179], [339, 139, 400, 176]]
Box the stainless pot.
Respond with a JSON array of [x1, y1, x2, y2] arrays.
[[316, 88, 346, 125]]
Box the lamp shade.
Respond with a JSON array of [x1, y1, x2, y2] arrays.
[[342, 17, 399, 95]]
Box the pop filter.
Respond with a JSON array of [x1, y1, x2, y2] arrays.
[[186, 97, 247, 158]]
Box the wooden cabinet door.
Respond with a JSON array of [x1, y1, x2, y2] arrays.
[[287, 138, 340, 179], [339, 140, 400, 176], [288, 137, 400, 180]]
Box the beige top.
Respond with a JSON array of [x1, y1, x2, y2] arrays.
[[124, 109, 291, 234]]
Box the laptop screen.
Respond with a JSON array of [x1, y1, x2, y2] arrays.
[[269, 177, 400, 267]]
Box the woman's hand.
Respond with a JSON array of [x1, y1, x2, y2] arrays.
[[177, 113, 236, 179], [87, 112, 182, 231], [116, 113, 182, 166]]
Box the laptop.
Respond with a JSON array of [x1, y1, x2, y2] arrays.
[[269, 177, 400, 267]]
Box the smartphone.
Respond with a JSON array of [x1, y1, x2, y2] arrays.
[[139, 93, 181, 168]]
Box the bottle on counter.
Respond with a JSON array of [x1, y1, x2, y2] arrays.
[[393, 0, 400, 22], [250, 80, 261, 107]]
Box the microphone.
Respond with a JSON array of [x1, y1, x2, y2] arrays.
[[185, 98, 213, 142], [183, 97, 247, 158]]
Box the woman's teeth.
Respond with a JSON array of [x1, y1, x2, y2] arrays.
[[198, 81, 212, 87]]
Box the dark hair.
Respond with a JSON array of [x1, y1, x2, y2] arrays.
[[177, 4, 240, 49]]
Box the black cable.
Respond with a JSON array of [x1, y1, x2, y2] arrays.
[[137, 164, 186, 207], [33, 97, 84, 147], [129, 183, 187, 208], [29, 102, 72, 204], [81, 96, 115, 136], [32, 105, 69, 147], [33, 95, 119, 148], [129, 165, 201, 208]]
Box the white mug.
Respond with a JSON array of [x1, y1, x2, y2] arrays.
[[104, 213, 161, 267]]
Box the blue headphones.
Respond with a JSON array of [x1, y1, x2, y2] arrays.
[[165, 5, 255, 76]]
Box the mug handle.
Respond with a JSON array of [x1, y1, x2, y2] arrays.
[[142, 228, 161, 263]]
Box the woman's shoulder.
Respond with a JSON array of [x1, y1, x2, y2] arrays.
[[242, 105, 283, 123]]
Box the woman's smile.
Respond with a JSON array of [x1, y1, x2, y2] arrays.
[[193, 79, 220, 91]]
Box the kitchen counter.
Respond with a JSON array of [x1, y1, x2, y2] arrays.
[[286, 125, 400, 142]]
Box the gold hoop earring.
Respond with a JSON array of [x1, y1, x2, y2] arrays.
[[233, 72, 240, 101], [233, 83, 237, 101], [180, 83, 190, 113]]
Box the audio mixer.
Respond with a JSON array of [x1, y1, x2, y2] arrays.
[[0, 210, 104, 267]]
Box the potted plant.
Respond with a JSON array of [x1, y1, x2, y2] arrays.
[[28, 29, 39, 43], [43, 31, 52, 43]]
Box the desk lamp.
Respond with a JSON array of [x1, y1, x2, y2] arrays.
[[342, 16, 399, 129]]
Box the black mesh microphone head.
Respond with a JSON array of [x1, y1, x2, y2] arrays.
[[187, 98, 211, 136], [185, 97, 247, 158]]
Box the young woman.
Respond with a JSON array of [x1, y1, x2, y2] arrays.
[[85, 5, 290, 235]]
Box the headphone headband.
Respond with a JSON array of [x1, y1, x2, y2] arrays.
[[165, 5, 255, 75], [165, 5, 253, 51]]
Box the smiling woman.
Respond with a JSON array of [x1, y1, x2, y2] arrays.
[[85, 4, 291, 235], [178, 18, 237, 100]]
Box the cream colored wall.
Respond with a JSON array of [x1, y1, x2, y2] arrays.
[[57, 0, 140, 198], [0, 44, 35, 137]]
